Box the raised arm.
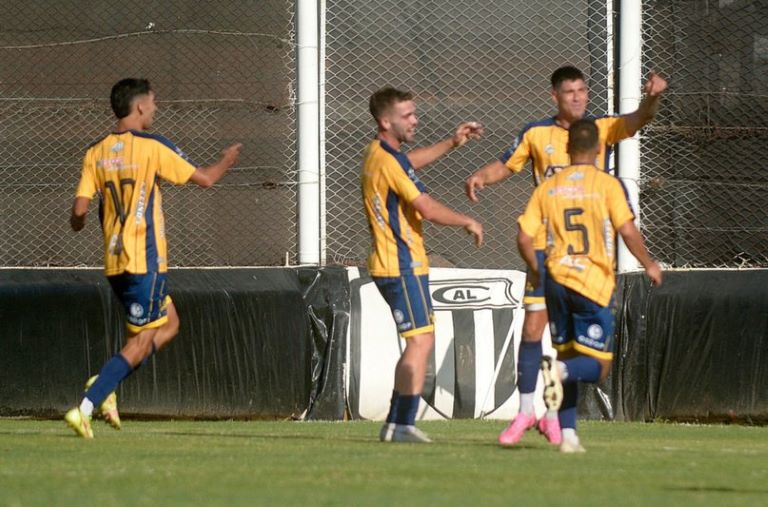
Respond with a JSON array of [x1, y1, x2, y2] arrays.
[[623, 71, 668, 136], [188, 143, 243, 188], [411, 193, 483, 247], [407, 121, 483, 170]]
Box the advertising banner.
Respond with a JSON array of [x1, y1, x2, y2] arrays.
[[346, 267, 554, 420]]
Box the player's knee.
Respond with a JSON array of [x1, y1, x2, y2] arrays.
[[122, 330, 159, 366], [164, 315, 180, 339], [406, 332, 434, 353]]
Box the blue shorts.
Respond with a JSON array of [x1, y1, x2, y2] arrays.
[[108, 272, 171, 333], [523, 250, 547, 311], [544, 277, 615, 360], [372, 274, 434, 338]]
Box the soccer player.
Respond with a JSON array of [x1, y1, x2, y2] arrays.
[[64, 78, 242, 438], [517, 118, 662, 452], [363, 87, 484, 443], [464, 66, 667, 446]]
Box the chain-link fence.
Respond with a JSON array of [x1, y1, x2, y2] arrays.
[[640, 0, 768, 268], [3, 2, 765, 270], [325, 0, 612, 270], [0, 1, 296, 267]]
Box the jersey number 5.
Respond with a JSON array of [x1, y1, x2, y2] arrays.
[[564, 207, 589, 255]]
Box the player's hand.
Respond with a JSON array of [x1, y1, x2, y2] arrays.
[[453, 121, 484, 148], [222, 143, 243, 165], [465, 173, 484, 203], [70, 213, 86, 232], [645, 261, 663, 286], [464, 219, 484, 248], [643, 71, 668, 97], [526, 270, 540, 291]]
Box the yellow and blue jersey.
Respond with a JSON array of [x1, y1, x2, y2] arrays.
[[75, 129, 197, 276], [361, 139, 429, 277], [518, 164, 635, 307], [501, 115, 629, 186]]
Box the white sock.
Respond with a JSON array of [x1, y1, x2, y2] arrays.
[[562, 428, 579, 444], [79, 398, 94, 418], [519, 393, 535, 415], [558, 360, 569, 381]]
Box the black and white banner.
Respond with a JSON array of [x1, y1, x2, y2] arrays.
[[346, 267, 553, 420]]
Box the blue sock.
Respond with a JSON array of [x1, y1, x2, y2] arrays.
[[385, 390, 399, 424], [562, 356, 601, 383], [558, 382, 579, 430], [394, 394, 420, 426], [84, 354, 133, 407], [517, 341, 543, 393]]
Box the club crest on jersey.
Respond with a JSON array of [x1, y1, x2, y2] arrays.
[[111, 141, 124, 152], [587, 324, 604, 339], [129, 303, 144, 318], [544, 144, 555, 155]]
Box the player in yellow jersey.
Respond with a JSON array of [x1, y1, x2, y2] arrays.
[[465, 66, 667, 446], [517, 119, 662, 452], [363, 87, 484, 443], [64, 78, 242, 438]]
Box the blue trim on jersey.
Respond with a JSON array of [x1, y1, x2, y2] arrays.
[[128, 129, 198, 166], [603, 145, 613, 173], [616, 177, 636, 217], [145, 182, 159, 271], [499, 117, 559, 163], [386, 189, 413, 274], [379, 139, 428, 193], [85, 133, 111, 150]]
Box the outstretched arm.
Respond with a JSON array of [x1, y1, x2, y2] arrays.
[[412, 193, 483, 247], [188, 143, 243, 188], [465, 159, 512, 202], [618, 220, 663, 285], [407, 121, 483, 170], [623, 71, 668, 136]]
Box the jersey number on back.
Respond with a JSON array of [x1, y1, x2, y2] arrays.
[[105, 178, 135, 255], [564, 207, 589, 255]]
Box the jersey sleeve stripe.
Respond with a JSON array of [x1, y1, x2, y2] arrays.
[[130, 129, 199, 166]]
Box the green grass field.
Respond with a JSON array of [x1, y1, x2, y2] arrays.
[[1, 418, 766, 506]]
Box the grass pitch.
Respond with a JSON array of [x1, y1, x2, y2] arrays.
[[0, 418, 766, 506]]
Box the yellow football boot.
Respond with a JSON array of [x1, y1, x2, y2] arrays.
[[84, 375, 122, 430], [64, 407, 94, 439]]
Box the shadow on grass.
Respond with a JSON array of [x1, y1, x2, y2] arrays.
[[664, 485, 768, 495]]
